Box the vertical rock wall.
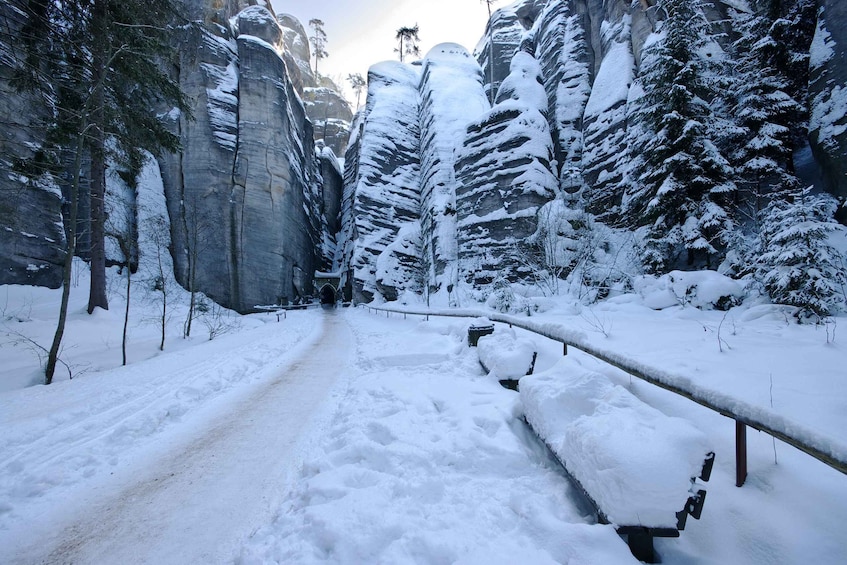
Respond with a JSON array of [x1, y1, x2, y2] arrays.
[[532, 0, 592, 190], [809, 0, 847, 209], [0, 2, 66, 288], [230, 32, 319, 311], [418, 44, 490, 292], [157, 3, 334, 312], [455, 52, 558, 287], [580, 15, 635, 220], [339, 62, 422, 303]]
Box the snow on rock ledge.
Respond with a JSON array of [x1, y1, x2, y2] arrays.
[[521, 360, 712, 529]]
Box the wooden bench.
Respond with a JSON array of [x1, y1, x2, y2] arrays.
[[521, 366, 714, 563], [472, 326, 538, 390]]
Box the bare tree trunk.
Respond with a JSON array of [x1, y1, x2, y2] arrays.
[[185, 259, 195, 338], [158, 245, 167, 351], [122, 257, 130, 365], [116, 233, 133, 366], [87, 0, 109, 314], [46, 133, 86, 384]]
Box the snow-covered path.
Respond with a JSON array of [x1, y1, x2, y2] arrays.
[[6, 310, 352, 565]]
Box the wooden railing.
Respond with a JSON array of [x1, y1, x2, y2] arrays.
[[361, 304, 847, 486]]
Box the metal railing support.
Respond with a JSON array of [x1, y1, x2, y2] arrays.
[[736, 421, 748, 487]]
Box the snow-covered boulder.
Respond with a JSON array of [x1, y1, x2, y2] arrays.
[[234, 5, 282, 47], [521, 362, 712, 529], [477, 328, 538, 379], [633, 270, 745, 311]]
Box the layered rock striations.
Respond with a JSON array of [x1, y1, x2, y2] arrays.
[[810, 1, 847, 209], [455, 52, 558, 286], [277, 13, 353, 157], [475, 0, 548, 102], [157, 3, 337, 312], [339, 62, 422, 303], [530, 0, 591, 190], [418, 44, 490, 292], [579, 15, 634, 219]]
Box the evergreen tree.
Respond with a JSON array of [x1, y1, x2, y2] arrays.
[[757, 188, 847, 321], [624, 0, 736, 274], [729, 6, 803, 226], [308, 19, 328, 77], [395, 25, 421, 63], [346, 73, 366, 110], [760, 0, 816, 147]]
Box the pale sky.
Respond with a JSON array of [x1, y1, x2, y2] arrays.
[[269, 0, 501, 97]]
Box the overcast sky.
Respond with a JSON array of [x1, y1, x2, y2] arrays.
[[268, 0, 501, 96]]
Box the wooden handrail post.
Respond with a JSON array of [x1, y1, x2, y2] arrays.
[[736, 420, 747, 487]]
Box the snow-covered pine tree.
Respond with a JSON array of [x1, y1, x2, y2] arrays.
[[729, 4, 803, 228], [623, 0, 736, 274], [757, 187, 847, 321], [759, 0, 817, 147]]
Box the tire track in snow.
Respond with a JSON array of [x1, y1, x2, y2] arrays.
[[7, 310, 352, 565]]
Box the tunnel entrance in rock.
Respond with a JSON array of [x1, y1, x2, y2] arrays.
[[319, 284, 336, 306]]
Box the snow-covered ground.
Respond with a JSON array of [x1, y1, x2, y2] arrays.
[[2, 267, 847, 563]]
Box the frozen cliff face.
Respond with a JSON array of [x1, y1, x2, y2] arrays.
[[455, 51, 558, 287], [475, 0, 547, 102], [339, 62, 422, 303], [276, 14, 352, 157], [230, 31, 320, 312], [302, 84, 354, 156], [580, 15, 635, 219], [277, 13, 314, 90], [809, 0, 847, 210], [156, 3, 333, 312], [531, 0, 591, 190], [0, 2, 66, 288], [418, 43, 490, 292]]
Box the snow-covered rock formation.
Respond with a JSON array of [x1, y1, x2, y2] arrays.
[[276, 14, 352, 158], [338, 62, 422, 303], [0, 1, 347, 311], [0, 3, 65, 288], [455, 51, 558, 286], [810, 0, 847, 213], [531, 0, 591, 191], [475, 0, 547, 102], [340, 44, 490, 303], [155, 3, 334, 312], [418, 44, 490, 292]]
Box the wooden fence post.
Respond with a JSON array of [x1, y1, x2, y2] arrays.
[[736, 420, 747, 487]]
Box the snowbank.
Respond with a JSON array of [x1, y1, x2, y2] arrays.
[[632, 270, 745, 310]]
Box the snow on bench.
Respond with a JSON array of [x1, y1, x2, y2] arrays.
[[521, 360, 713, 562], [477, 327, 537, 388]]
